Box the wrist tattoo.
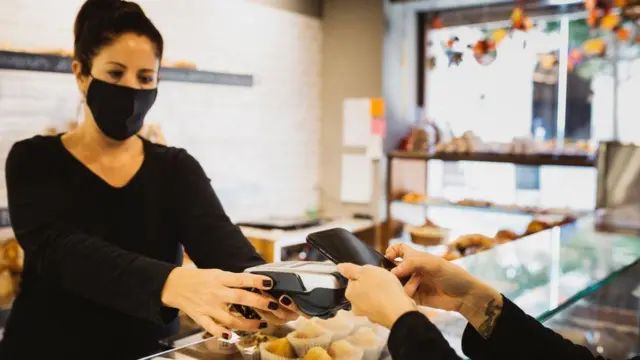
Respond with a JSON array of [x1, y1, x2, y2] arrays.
[[477, 298, 502, 339]]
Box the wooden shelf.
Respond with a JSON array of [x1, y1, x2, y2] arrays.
[[0, 51, 253, 87], [389, 151, 596, 167]]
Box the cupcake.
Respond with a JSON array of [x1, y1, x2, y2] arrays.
[[286, 321, 332, 357], [335, 310, 373, 334], [303, 347, 332, 360], [328, 340, 364, 360], [312, 317, 354, 341], [346, 327, 385, 360], [236, 333, 276, 360], [260, 338, 300, 360]]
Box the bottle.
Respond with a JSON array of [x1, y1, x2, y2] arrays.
[[533, 118, 546, 142]]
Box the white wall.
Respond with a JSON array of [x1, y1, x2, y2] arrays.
[[0, 0, 322, 221]]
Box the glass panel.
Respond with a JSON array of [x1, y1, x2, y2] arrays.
[[428, 215, 640, 356]]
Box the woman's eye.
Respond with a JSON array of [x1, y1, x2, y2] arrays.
[[107, 70, 124, 80], [139, 75, 155, 84]]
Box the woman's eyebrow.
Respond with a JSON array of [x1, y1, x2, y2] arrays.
[[107, 61, 127, 68]]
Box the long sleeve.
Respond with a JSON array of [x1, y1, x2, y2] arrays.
[[462, 296, 607, 360], [388, 311, 461, 360], [172, 150, 264, 272], [6, 141, 177, 324]]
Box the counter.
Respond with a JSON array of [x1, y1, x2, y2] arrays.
[[148, 213, 640, 359], [240, 218, 375, 262]]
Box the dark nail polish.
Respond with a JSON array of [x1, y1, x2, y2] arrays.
[[222, 333, 230, 340], [280, 296, 292, 306], [268, 302, 279, 310], [263, 280, 273, 288], [259, 322, 268, 329]]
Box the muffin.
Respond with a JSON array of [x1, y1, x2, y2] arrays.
[[286, 321, 332, 357], [334, 310, 372, 334], [303, 347, 332, 360], [312, 317, 354, 341], [328, 340, 364, 360], [347, 327, 384, 360], [260, 338, 300, 360]]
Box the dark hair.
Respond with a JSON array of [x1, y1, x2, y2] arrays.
[[73, 0, 164, 76]]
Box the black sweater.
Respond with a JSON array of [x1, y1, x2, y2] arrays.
[[388, 296, 638, 360], [0, 135, 264, 359]]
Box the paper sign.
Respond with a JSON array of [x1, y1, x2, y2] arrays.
[[370, 98, 385, 118], [371, 117, 386, 136], [340, 154, 373, 204], [366, 135, 384, 160], [343, 98, 372, 147]]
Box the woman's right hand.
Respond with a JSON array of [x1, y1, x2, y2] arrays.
[[161, 267, 288, 339], [386, 243, 503, 337]]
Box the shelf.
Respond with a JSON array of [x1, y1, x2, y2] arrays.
[[389, 151, 596, 167], [0, 51, 253, 87]]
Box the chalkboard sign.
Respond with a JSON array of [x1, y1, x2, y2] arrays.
[[0, 51, 253, 87]]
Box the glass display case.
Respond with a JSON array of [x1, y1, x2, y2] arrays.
[[145, 214, 640, 360]]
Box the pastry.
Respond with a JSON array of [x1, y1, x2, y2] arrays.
[[264, 338, 297, 358], [449, 234, 493, 256], [347, 327, 384, 360], [303, 347, 332, 360], [328, 340, 363, 360], [287, 321, 332, 357], [312, 317, 354, 341], [495, 229, 519, 242]]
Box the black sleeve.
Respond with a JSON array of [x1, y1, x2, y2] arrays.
[[172, 150, 264, 272], [461, 296, 606, 360], [6, 141, 177, 324], [388, 311, 461, 360]]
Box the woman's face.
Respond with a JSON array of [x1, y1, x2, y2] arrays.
[[73, 33, 160, 93]]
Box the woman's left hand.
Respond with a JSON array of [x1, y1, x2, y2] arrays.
[[254, 293, 301, 325], [337, 263, 418, 329]]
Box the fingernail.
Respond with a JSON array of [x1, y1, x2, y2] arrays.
[[222, 333, 230, 340], [263, 280, 273, 288], [268, 302, 279, 310], [280, 296, 292, 306], [259, 322, 268, 329]]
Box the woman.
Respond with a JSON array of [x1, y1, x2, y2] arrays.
[[337, 244, 626, 360], [0, 1, 296, 358]]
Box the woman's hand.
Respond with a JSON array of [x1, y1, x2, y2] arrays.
[[337, 263, 417, 329], [161, 267, 294, 339], [387, 244, 503, 338]]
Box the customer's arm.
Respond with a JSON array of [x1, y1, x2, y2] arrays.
[[386, 243, 608, 360], [388, 311, 461, 360], [460, 292, 606, 360]]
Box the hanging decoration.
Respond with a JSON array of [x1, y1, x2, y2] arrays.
[[568, 48, 585, 71], [469, 39, 498, 65], [583, 38, 608, 57], [443, 36, 464, 66], [510, 6, 533, 32], [431, 12, 445, 29]]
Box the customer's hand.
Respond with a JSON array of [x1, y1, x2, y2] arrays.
[[387, 243, 503, 338], [161, 267, 294, 339], [337, 263, 417, 329]]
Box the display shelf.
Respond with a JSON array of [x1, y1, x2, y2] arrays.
[[389, 150, 596, 167], [148, 215, 640, 359], [0, 51, 254, 87]]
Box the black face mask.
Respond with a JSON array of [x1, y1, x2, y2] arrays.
[[85, 77, 158, 141]]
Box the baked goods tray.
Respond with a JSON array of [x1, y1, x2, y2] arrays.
[[146, 315, 393, 359]]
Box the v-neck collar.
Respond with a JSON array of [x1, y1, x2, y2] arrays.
[[58, 133, 148, 190]]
